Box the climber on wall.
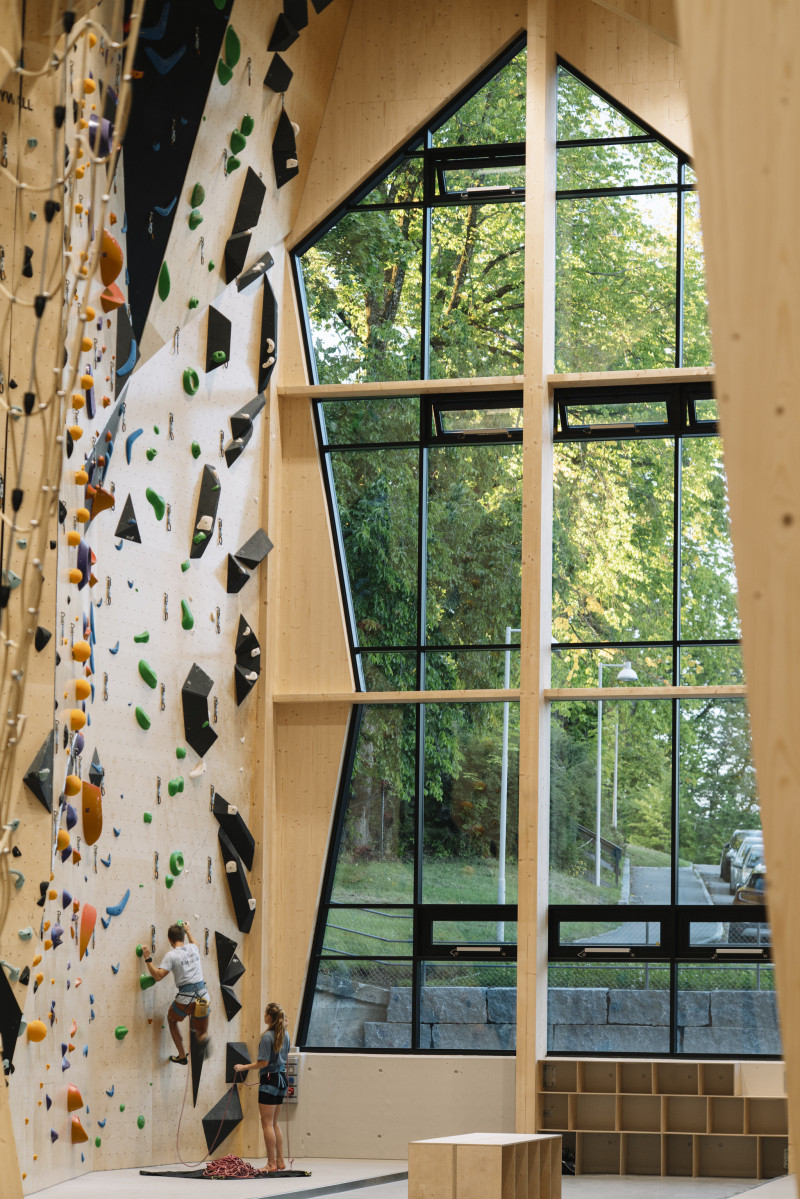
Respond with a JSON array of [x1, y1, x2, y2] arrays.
[[141, 921, 211, 1065]]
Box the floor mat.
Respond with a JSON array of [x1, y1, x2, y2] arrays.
[[139, 1167, 312, 1178]]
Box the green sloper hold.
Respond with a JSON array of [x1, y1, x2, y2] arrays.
[[136, 944, 144, 956], [170, 851, 184, 875], [190, 183, 205, 207], [134, 631, 149, 643], [146, 488, 166, 520], [181, 561, 191, 573], [224, 26, 241, 67], [217, 58, 232, 85], [188, 297, 199, 309], [168, 777, 184, 796], [114, 1026, 128, 1040], [188, 210, 203, 230], [138, 660, 157, 689], [190, 441, 201, 459], [181, 600, 194, 630], [95, 1137, 101, 1147], [137, 1116, 145, 1129], [230, 129, 246, 155], [226, 156, 241, 173], [193, 532, 207, 545], [146, 448, 157, 461], [135, 707, 151, 730], [176, 747, 186, 759], [165, 875, 174, 889], [139, 974, 155, 990], [157, 261, 170, 301], [207, 260, 215, 271], [212, 349, 227, 364], [241, 113, 254, 137], [143, 812, 152, 823], [183, 368, 199, 396]]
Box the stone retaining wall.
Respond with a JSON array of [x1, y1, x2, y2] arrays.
[[308, 978, 781, 1055]]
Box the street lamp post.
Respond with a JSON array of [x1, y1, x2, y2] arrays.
[[595, 660, 638, 887], [498, 625, 521, 939]]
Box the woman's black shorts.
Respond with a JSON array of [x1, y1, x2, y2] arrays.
[[258, 1088, 284, 1106]]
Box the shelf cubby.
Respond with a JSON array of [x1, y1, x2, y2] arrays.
[[620, 1094, 661, 1133], [580, 1132, 621, 1174], [541, 1061, 577, 1092], [539, 1092, 569, 1131], [622, 1132, 661, 1175], [665, 1096, 707, 1133], [664, 1134, 694, 1176], [699, 1135, 758, 1178], [655, 1062, 699, 1095], [709, 1097, 745, 1135], [580, 1061, 617, 1093], [620, 1062, 653, 1094], [575, 1093, 616, 1132], [758, 1137, 789, 1179], [747, 1098, 788, 1136], [701, 1063, 737, 1095]]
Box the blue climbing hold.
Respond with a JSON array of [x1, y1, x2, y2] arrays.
[[154, 197, 177, 217], [125, 429, 143, 465], [109, 641, 119, 654], [106, 889, 130, 917]]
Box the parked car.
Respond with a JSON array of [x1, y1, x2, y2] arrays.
[[720, 828, 761, 883], [729, 868, 769, 944], [729, 833, 764, 894]]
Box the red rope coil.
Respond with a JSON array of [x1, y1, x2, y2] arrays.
[[203, 1154, 267, 1178]]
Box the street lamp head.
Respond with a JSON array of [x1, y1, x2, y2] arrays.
[[616, 660, 638, 682]]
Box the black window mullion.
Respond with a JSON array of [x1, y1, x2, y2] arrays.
[[413, 703, 426, 1049], [676, 160, 686, 367]]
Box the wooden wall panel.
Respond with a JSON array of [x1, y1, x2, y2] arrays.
[[591, 0, 678, 45], [676, 0, 800, 1172]]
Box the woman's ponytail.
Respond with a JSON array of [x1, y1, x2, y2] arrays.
[[266, 1002, 285, 1053]]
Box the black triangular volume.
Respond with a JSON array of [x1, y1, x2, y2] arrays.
[[213, 793, 256, 870], [236, 250, 274, 293], [235, 614, 261, 665], [284, 0, 308, 31], [268, 13, 298, 52], [181, 662, 218, 757], [232, 167, 267, 237], [34, 626, 52, 652], [258, 275, 278, 393], [221, 953, 246, 988], [189, 464, 221, 560], [236, 528, 273, 569], [224, 430, 252, 469], [190, 1027, 206, 1108], [215, 930, 238, 980], [311, 0, 336, 9], [226, 554, 251, 594], [84, 397, 124, 489], [263, 54, 293, 94], [223, 230, 251, 285], [218, 828, 256, 933], [206, 306, 232, 374], [114, 493, 141, 543], [225, 1041, 250, 1083], [230, 394, 266, 442], [23, 730, 54, 812], [220, 984, 242, 1022], [201, 1085, 243, 1152], [89, 748, 105, 789], [115, 301, 138, 396], [272, 109, 299, 189], [234, 662, 259, 706], [0, 965, 22, 1072]]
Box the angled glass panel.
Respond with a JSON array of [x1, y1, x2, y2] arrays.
[[301, 209, 423, 384], [358, 651, 418, 691], [677, 964, 780, 1056], [430, 201, 525, 378], [432, 47, 527, 147], [329, 448, 419, 647], [553, 439, 675, 644], [320, 907, 413, 957], [331, 705, 416, 903], [556, 193, 678, 372], [357, 157, 424, 206], [550, 700, 673, 906], [548, 962, 670, 1054], [678, 699, 759, 906], [679, 645, 744, 687], [680, 437, 740, 641], [305, 961, 413, 1049], [422, 702, 519, 904], [420, 962, 517, 1051], [320, 395, 419, 445], [557, 65, 647, 141], [427, 443, 522, 645], [557, 141, 678, 190], [551, 647, 673, 690], [425, 648, 521, 691], [682, 190, 713, 367]]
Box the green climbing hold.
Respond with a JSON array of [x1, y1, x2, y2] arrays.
[[135, 707, 151, 731], [181, 560, 191, 572], [157, 261, 170, 301], [227, 156, 241, 173], [138, 660, 158, 689], [192, 532, 207, 545], [212, 0, 225, 8], [120, 1105, 125, 1112], [139, 974, 156, 990], [134, 631, 149, 644], [170, 851, 185, 876], [190, 441, 201, 459], [190, 183, 205, 207], [217, 58, 232, 86], [212, 349, 227, 364], [230, 129, 246, 155], [207, 260, 215, 271], [183, 368, 199, 396], [95, 1137, 101, 1148], [176, 746, 186, 759], [168, 777, 184, 796], [114, 1026, 128, 1041], [146, 488, 166, 521], [181, 600, 194, 630], [137, 1116, 145, 1130], [143, 812, 152, 823], [188, 209, 203, 230], [154, 426, 160, 434], [165, 875, 174, 889], [224, 26, 241, 67], [189, 296, 199, 309], [241, 113, 254, 137], [146, 448, 157, 461], [136, 944, 144, 957]]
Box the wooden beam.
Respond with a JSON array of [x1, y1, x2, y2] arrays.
[[274, 689, 521, 705], [549, 367, 713, 389], [676, 0, 800, 1172], [279, 375, 526, 399], [545, 685, 746, 701], [590, 0, 678, 46]]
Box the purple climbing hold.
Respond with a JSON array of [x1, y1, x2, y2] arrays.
[[51, 1128, 59, 1142], [65, 804, 77, 831]]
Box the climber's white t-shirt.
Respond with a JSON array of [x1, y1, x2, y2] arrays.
[[160, 942, 208, 1002]]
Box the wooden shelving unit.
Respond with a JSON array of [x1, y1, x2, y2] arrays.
[[538, 1060, 788, 1178]]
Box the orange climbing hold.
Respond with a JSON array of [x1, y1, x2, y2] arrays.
[[56, 830, 70, 852], [47, 888, 57, 900], [69, 709, 86, 732], [100, 229, 123, 287], [89, 486, 114, 519], [81, 337, 92, 352], [68, 425, 83, 441], [76, 507, 90, 523], [67, 1083, 82, 1111], [100, 282, 125, 313], [81, 781, 102, 845], [32, 954, 41, 967], [71, 1116, 89, 1143], [64, 774, 81, 796], [79, 904, 96, 960], [71, 394, 85, 410], [75, 679, 91, 701], [67, 529, 82, 545], [26, 1020, 47, 1042], [72, 642, 90, 663], [68, 569, 82, 584]]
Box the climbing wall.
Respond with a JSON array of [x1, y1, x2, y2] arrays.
[[1, 0, 353, 1190]]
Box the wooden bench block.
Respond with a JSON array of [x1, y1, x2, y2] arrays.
[[409, 1139, 457, 1199], [409, 1132, 561, 1199]]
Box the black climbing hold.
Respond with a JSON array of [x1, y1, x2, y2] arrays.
[[24, 391, 35, 414], [34, 626, 52, 653], [284, 0, 308, 32], [234, 663, 259, 705], [231, 167, 266, 236], [44, 200, 61, 223], [22, 247, 33, 278], [218, 829, 255, 933], [268, 13, 298, 52], [11, 489, 23, 511], [190, 1026, 206, 1108], [220, 984, 242, 1022], [230, 394, 266, 443], [215, 931, 238, 979], [311, 0, 336, 10], [114, 494, 141, 544], [236, 528, 273, 569], [225, 1042, 250, 1082], [201, 1085, 243, 1152], [220, 952, 246, 988], [258, 274, 278, 393], [236, 250, 274, 293], [223, 431, 251, 468], [23, 729, 55, 813], [34, 295, 46, 318], [0, 965, 22, 1073], [181, 663, 218, 757], [205, 307, 231, 375], [89, 747, 105, 789], [190, 464, 222, 560], [272, 110, 299, 189], [226, 555, 250, 595], [263, 54, 292, 94], [63, 10, 75, 33], [18, 965, 30, 986], [213, 792, 255, 870], [223, 230, 251, 285], [58, 500, 67, 525], [54, 104, 66, 128], [0, 586, 9, 609]]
